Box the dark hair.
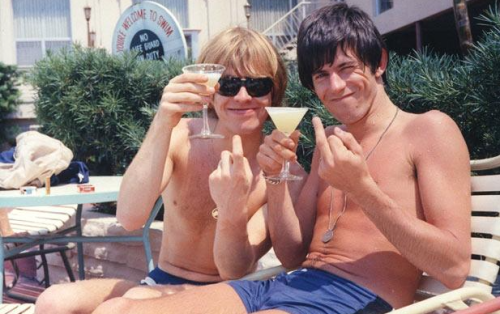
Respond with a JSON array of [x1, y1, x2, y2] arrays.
[[297, 3, 387, 90]]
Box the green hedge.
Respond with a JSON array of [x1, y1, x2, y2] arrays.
[[385, 6, 500, 160], [0, 62, 21, 144], [30, 46, 184, 175]]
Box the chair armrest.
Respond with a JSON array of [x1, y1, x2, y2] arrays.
[[455, 297, 500, 314], [453, 296, 500, 314], [0, 303, 35, 313], [391, 287, 495, 314], [471, 155, 500, 171]]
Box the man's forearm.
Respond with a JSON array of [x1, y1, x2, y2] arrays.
[[118, 115, 174, 230], [213, 213, 256, 279], [266, 182, 312, 269], [350, 179, 470, 288]]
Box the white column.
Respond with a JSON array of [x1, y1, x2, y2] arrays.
[[0, 0, 16, 64]]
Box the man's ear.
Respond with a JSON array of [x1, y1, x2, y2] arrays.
[[375, 49, 388, 78]]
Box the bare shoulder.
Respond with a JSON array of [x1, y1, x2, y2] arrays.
[[402, 109, 469, 163], [404, 110, 461, 138]]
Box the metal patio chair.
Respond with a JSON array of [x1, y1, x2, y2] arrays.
[[0, 303, 35, 314], [3, 205, 76, 302]]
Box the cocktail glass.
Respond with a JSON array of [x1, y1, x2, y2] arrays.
[[265, 107, 308, 181], [182, 64, 226, 139]]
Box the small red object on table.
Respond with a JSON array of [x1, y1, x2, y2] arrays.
[[77, 184, 95, 193]]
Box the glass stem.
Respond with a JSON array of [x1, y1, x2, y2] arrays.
[[282, 160, 291, 178], [201, 103, 211, 135]]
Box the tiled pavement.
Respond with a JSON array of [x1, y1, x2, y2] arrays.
[[3, 271, 44, 304]]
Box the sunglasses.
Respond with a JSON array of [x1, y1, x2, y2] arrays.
[[218, 76, 273, 97]]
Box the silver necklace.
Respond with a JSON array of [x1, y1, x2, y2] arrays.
[[321, 107, 400, 244]]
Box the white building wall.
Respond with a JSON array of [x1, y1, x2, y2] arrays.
[[345, 0, 474, 35], [0, 0, 15, 64], [85, 0, 134, 52], [0, 0, 252, 66], [0, 0, 251, 131], [1, 0, 483, 65], [187, 0, 249, 49]]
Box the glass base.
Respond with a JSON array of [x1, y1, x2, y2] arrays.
[[265, 173, 303, 181], [189, 132, 224, 139]]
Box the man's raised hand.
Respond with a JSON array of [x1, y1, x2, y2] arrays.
[[209, 135, 253, 218], [312, 117, 369, 193], [257, 129, 300, 177], [158, 73, 214, 128]]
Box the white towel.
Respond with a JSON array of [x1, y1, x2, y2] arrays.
[[0, 131, 73, 189]]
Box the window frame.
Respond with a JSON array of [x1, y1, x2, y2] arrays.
[[374, 0, 393, 16], [12, 0, 73, 68]]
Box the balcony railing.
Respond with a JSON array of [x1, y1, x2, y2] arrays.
[[262, 0, 339, 54]]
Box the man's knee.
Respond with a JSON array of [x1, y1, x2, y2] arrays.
[[35, 284, 79, 314], [122, 284, 191, 299], [122, 286, 163, 299]]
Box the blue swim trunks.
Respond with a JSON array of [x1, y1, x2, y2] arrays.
[[140, 267, 215, 286], [228, 268, 392, 314]]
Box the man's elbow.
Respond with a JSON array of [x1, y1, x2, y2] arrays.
[[218, 266, 252, 281], [215, 256, 257, 280], [274, 248, 306, 270], [281, 259, 302, 270], [116, 212, 141, 231], [441, 259, 470, 289], [277, 249, 304, 270]]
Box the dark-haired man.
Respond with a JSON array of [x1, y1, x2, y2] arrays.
[[93, 4, 471, 313]]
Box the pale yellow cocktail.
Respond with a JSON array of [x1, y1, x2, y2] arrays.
[[182, 64, 226, 139], [204, 73, 222, 88], [266, 107, 308, 135], [265, 107, 308, 181]]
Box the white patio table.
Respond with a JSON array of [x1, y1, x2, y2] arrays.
[[0, 176, 162, 302]]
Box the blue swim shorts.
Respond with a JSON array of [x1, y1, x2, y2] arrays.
[[228, 268, 392, 314], [140, 267, 215, 286]]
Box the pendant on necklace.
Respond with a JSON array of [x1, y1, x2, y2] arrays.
[[322, 229, 334, 243], [211, 208, 218, 220]]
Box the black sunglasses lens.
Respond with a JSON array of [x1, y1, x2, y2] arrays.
[[246, 78, 273, 97], [218, 77, 273, 97], [218, 78, 241, 96]]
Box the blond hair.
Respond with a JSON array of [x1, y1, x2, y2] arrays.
[[197, 27, 287, 107]]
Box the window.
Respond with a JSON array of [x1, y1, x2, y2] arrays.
[[133, 0, 188, 28], [250, 0, 298, 33], [13, 0, 72, 67], [375, 0, 393, 15]]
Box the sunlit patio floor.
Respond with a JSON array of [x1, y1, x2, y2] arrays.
[[3, 262, 45, 304]]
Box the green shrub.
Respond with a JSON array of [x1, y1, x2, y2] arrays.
[[386, 6, 500, 160], [0, 62, 21, 144], [30, 46, 184, 175]]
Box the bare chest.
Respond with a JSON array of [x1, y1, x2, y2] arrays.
[[163, 143, 267, 225]]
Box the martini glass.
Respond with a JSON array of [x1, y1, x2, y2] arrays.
[[182, 64, 226, 139], [265, 107, 308, 181]]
